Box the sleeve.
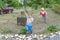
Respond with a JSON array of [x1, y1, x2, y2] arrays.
[[45, 11, 47, 15], [31, 18, 34, 22], [25, 12, 28, 18], [40, 11, 42, 15]]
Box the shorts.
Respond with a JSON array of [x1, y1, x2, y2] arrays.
[[26, 25, 32, 33]]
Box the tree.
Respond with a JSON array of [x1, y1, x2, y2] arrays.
[[27, 0, 47, 9], [0, 0, 6, 10], [27, 0, 39, 9], [0, 0, 21, 9], [56, 0, 60, 4]]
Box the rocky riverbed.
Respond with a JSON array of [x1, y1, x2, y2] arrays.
[[0, 31, 60, 40]]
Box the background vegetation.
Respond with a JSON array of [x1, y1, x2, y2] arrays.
[[47, 25, 58, 33]]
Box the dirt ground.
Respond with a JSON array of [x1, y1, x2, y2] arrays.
[[33, 8, 60, 34], [0, 8, 60, 34]]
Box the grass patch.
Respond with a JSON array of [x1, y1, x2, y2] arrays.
[[18, 27, 27, 35], [47, 25, 59, 33], [2, 28, 12, 34]]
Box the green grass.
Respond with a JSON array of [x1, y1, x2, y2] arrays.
[[47, 25, 58, 33], [2, 28, 12, 34]]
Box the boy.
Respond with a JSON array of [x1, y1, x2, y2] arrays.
[[40, 8, 47, 23], [25, 12, 34, 34]]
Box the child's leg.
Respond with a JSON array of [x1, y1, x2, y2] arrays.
[[26, 25, 29, 31], [26, 25, 31, 33], [26, 25, 32, 34], [42, 16, 46, 23], [29, 26, 32, 34]]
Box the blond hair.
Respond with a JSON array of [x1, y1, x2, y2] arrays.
[[41, 8, 44, 10]]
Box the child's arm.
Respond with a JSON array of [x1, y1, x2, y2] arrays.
[[25, 12, 28, 17], [45, 11, 47, 16], [40, 11, 42, 15]]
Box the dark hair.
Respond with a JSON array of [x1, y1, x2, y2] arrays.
[[21, 11, 24, 13]]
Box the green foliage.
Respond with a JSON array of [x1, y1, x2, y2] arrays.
[[1, 0, 60, 9], [27, 0, 57, 9], [0, 0, 21, 9], [52, 4, 60, 14], [56, 0, 60, 4], [31, 4, 38, 10], [0, 0, 6, 10], [48, 0, 56, 4], [10, 0, 20, 9], [27, 0, 42, 9], [46, 0, 60, 8], [47, 25, 58, 33], [3, 28, 12, 34], [19, 27, 27, 35]]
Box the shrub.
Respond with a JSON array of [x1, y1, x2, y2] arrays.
[[52, 4, 60, 14], [19, 27, 27, 35], [47, 25, 58, 33], [3, 28, 12, 34]]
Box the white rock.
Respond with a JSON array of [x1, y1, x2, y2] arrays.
[[26, 37, 32, 40], [5, 36, 9, 39], [50, 33, 54, 35], [15, 34, 18, 36], [43, 35, 47, 38], [18, 35, 26, 39], [10, 35, 14, 37], [55, 32, 58, 34], [58, 32, 60, 34], [40, 34, 43, 37], [1, 35, 5, 37], [18, 36, 22, 38], [50, 34, 56, 37], [40, 37, 43, 40], [21, 35, 26, 38], [19, 39, 22, 40], [16, 38, 19, 40]]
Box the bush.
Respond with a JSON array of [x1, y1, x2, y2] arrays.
[[3, 28, 12, 34], [47, 25, 58, 33], [19, 27, 27, 35], [52, 4, 60, 14]]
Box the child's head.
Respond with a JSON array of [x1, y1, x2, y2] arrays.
[[41, 8, 45, 11], [28, 14, 32, 18], [21, 11, 24, 14]]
